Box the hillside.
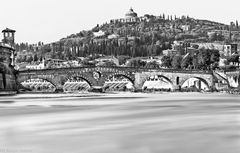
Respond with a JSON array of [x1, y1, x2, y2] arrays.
[[16, 9, 240, 61]]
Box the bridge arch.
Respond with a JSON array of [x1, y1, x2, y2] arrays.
[[64, 74, 93, 87], [180, 77, 210, 90], [62, 74, 93, 92], [103, 73, 135, 91], [142, 75, 174, 90], [20, 78, 57, 92], [19, 77, 57, 87]]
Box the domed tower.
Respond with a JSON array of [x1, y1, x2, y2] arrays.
[[125, 7, 138, 19]]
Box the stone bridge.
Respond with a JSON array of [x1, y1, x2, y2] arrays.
[[17, 66, 217, 92]]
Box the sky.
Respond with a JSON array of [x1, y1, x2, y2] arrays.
[[0, 0, 239, 44]]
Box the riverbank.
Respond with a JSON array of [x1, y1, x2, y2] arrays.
[[0, 91, 17, 96], [2, 91, 240, 98]]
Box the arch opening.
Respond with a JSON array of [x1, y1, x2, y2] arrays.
[[104, 74, 134, 91], [20, 78, 56, 92], [142, 75, 173, 91], [227, 76, 239, 88], [63, 76, 91, 93], [181, 77, 210, 91]]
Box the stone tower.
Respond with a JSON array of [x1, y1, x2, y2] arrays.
[[1, 28, 16, 66], [2, 28, 16, 47]]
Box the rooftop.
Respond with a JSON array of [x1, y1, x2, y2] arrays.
[[2, 28, 16, 33]]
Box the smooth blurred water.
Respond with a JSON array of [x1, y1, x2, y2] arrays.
[[0, 92, 240, 153]]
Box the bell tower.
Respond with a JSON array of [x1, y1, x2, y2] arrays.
[[2, 28, 16, 47], [1, 28, 16, 66]]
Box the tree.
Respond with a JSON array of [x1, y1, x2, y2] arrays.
[[22, 55, 27, 63], [192, 57, 199, 70], [118, 55, 130, 65], [163, 13, 165, 20], [33, 54, 38, 62], [161, 55, 172, 68], [197, 49, 211, 70], [16, 57, 21, 63], [155, 44, 162, 55], [64, 49, 72, 60], [40, 45, 51, 56], [39, 56, 43, 62], [126, 58, 146, 68], [171, 55, 182, 69], [100, 61, 116, 67], [0, 56, 6, 63], [144, 14, 151, 19], [210, 50, 220, 69], [26, 56, 33, 63], [144, 61, 160, 69]]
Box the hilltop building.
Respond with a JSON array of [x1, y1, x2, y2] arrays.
[[25, 58, 46, 70], [95, 56, 119, 66], [223, 44, 238, 56], [110, 8, 145, 24], [125, 7, 138, 18]]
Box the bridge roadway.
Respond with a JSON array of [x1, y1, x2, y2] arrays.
[[17, 66, 216, 92]]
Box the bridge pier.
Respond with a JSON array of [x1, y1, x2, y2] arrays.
[[133, 73, 144, 91], [55, 88, 64, 93], [173, 85, 181, 91], [238, 75, 240, 89], [55, 85, 64, 93]]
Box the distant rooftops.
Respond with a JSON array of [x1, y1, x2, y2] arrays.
[[93, 30, 105, 37]]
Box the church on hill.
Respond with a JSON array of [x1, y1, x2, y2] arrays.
[[110, 8, 145, 24]]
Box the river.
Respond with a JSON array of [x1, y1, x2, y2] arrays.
[[0, 92, 240, 153]]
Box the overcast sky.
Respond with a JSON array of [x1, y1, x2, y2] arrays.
[[0, 0, 239, 44]]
